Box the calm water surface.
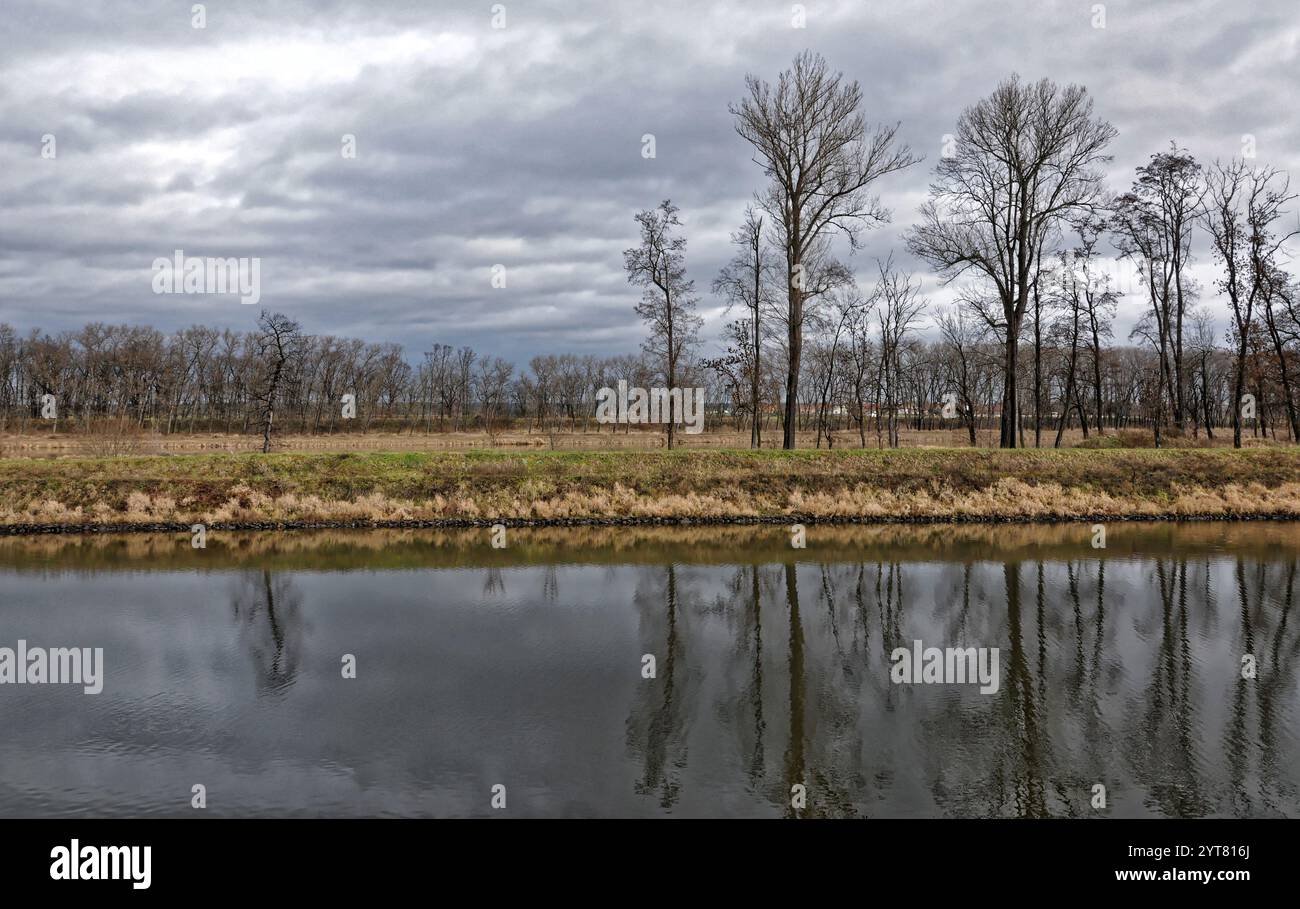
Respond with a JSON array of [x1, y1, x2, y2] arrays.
[[1, 523, 1297, 818]]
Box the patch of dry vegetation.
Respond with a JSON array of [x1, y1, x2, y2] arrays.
[[1, 424, 1282, 459], [2, 448, 1300, 531]]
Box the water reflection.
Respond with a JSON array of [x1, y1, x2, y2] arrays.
[[626, 565, 691, 809], [0, 524, 1297, 817], [230, 570, 305, 696], [624, 550, 1299, 818]]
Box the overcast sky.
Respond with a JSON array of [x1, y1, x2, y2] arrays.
[[2, 0, 1298, 363]]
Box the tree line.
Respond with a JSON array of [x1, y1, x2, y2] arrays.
[[0, 314, 674, 448], [3, 53, 1298, 450], [629, 52, 1298, 449]]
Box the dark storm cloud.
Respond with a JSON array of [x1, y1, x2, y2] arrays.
[[1, 0, 1297, 361]]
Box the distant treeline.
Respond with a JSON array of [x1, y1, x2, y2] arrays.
[[0, 311, 1287, 447]]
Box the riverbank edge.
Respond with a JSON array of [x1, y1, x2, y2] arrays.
[[6, 448, 1300, 536], [4, 510, 1300, 536]]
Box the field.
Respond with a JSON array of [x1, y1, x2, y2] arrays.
[[0, 424, 1282, 460], [0, 427, 1006, 457], [2, 446, 1299, 532]]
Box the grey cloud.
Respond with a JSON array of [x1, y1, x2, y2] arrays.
[[1, 0, 1298, 363]]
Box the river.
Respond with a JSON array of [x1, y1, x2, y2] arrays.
[[1, 522, 1296, 817]]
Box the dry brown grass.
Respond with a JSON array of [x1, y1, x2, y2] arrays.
[[3, 447, 1300, 531], [1, 424, 1287, 459], [7, 477, 1293, 526]]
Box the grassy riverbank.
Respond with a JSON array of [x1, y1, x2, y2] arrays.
[[2, 448, 1300, 532]]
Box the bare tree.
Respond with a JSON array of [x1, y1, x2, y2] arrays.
[[908, 74, 1116, 447], [475, 356, 514, 444], [873, 260, 926, 448], [1201, 160, 1297, 447], [1260, 268, 1300, 442], [1186, 307, 1220, 439], [713, 207, 777, 447], [731, 50, 919, 449], [937, 305, 987, 445], [813, 286, 869, 448], [701, 320, 753, 433], [252, 311, 302, 453], [1050, 218, 1118, 446], [1111, 146, 1204, 438], [623, 199, 702, 449]]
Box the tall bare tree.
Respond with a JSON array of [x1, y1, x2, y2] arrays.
[[1259, 266, 1300, 442], [713, 207, 776, 448], [731, 50, 919, 449], [1051, 218, 1118, 446], [623, 199, 702, 450], [1077, 219, 1118, 435], [1201, 160, 1297, 447], [1111, 145, 1203, 437], [907, 74, 1116, 447]]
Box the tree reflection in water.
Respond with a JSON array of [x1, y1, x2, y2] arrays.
[[230, 569, 305, 695], [625, 549, 1300, 817]]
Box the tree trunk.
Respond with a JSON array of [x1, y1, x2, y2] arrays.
[[752, 250, 762, 450], [1032, 279, 1042, 448], [1233, 335, 1247, 449], [1000, 326, 1019, 448], [784, 282, 802, 450]]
